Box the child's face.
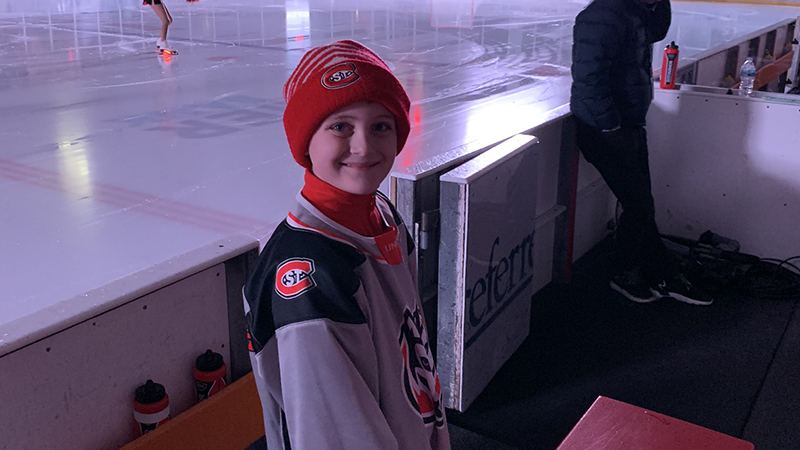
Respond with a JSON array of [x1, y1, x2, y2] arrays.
[[308, 102, 398, 195]]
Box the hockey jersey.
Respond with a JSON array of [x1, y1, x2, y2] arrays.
[[244, 192, 450, 450]]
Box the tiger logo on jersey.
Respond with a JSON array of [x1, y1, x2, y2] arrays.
[[275, 258, 316, 299], [399, 306, 445, 427]]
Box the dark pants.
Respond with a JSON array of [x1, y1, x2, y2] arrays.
[[575, 120, 674, 284]]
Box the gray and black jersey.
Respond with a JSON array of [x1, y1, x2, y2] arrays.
[[244, 192, 450, 450]]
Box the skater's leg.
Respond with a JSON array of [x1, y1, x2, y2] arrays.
[[149, 3, 172, 42], [162, 3, 173, 23]]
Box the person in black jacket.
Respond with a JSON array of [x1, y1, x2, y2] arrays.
[[571, 0, 712, 305]]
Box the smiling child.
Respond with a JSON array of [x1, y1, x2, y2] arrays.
[[243, 40, 451, 450]]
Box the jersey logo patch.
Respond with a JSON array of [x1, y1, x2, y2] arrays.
[[275, 258, 317, 299], [399, 306, 445, 427], [321, 62, 360, 89]]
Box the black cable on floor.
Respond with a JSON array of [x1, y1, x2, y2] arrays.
[[736, 258, 800, 301], [662, 234, 800, 301]]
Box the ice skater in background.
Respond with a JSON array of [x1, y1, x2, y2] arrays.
[[144, 0, 174, 54]]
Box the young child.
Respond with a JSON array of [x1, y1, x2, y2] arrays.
[[143, 0, 174, 53], [243, 40, 451, 450]]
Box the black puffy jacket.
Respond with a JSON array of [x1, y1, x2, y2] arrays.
[[570, 0, 671, 130]]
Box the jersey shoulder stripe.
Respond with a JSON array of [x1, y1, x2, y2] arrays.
[[244, 220, 367, 353]]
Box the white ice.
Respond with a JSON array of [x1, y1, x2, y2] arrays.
[[1, 0, 798, 353]]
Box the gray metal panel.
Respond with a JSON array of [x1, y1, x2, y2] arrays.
[[394, 175, 444, 355], [438, 135, 540, 411], [437, 181, 468, 410], [394, 177, 417, 234]]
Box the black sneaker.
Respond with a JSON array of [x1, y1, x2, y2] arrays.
[[610, 269, 659, 303], [656, 273, 714, 306]]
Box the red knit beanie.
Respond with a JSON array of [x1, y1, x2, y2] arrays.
[[283, 40, 411, 169]]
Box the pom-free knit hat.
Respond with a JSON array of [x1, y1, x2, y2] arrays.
[[283, 40, 411, 168]]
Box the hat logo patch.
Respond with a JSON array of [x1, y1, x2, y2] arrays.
[[321, 62, 360, 89], [275, 258, 317, 299]]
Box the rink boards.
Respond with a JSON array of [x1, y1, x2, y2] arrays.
[[2, 0, 800, 447]]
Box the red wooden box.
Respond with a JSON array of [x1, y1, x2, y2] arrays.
[[556, 396, 754, 450]]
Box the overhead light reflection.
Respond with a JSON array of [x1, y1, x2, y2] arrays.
[[285, 0, 311, 43], [56, 140, 93, 200], [54, 100, 93, 200]]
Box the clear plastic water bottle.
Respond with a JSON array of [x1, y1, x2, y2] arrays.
[[739, 57, 756, 96]]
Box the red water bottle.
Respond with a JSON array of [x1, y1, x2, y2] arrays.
[[660, 41, 679, 89], [194, 349, 227, 402], [133, 379, 170, 436]]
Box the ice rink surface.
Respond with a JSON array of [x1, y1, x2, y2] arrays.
[[2, 0, 799, 352]]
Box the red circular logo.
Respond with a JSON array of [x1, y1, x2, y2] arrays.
[[275, 258, 317, 299], [321, 62, 360, 89]]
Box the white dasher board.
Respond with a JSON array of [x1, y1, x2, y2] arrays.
[[437, 134, 539, 412]]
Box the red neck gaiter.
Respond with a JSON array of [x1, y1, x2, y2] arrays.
[[301, 171, 385, 237]]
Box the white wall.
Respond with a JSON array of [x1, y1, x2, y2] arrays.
[[648, 88, 800, 260]]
